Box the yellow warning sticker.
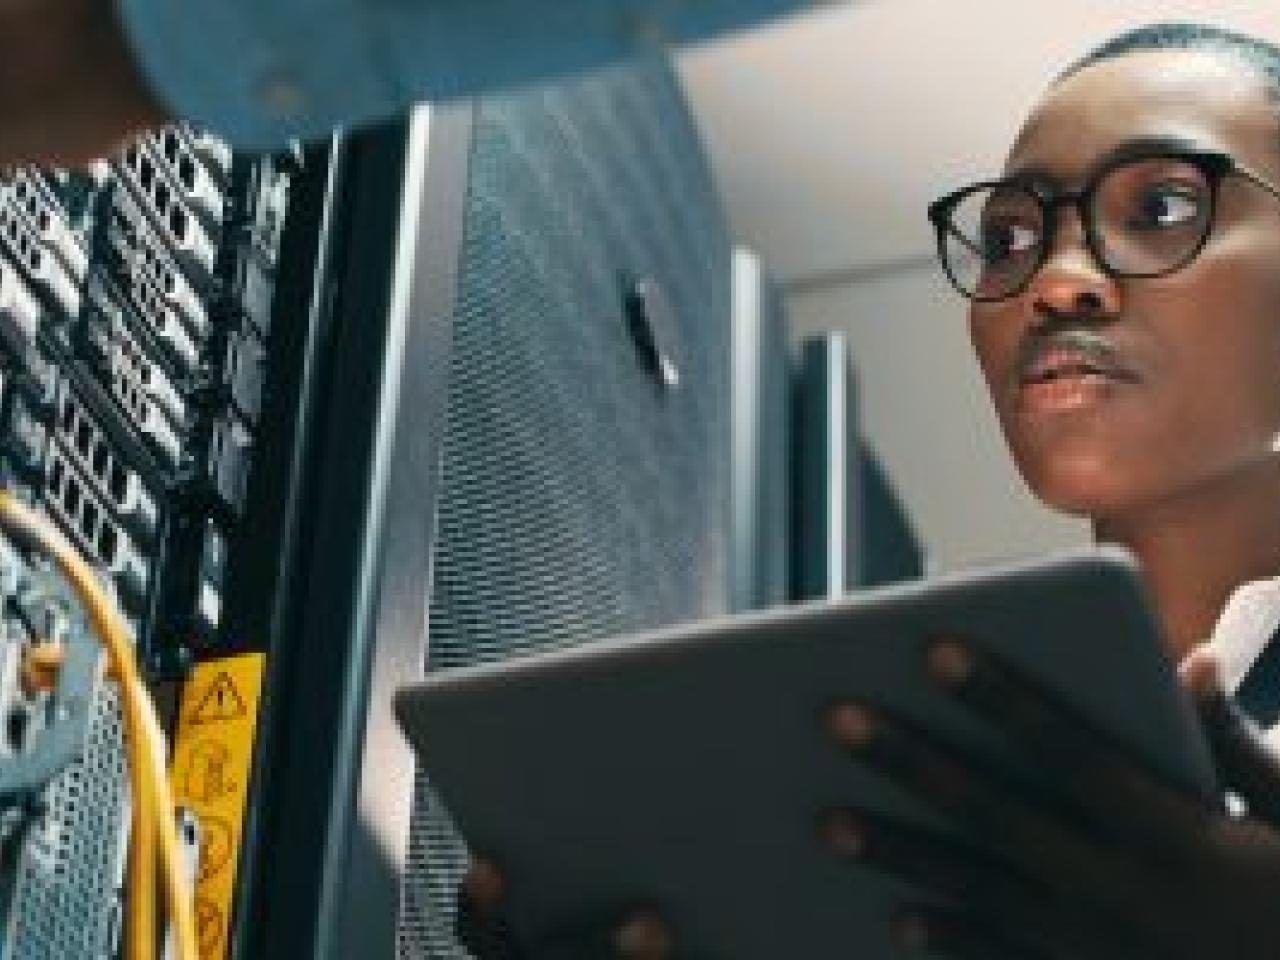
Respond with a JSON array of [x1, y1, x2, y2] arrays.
[[171, 653, 265, 960]]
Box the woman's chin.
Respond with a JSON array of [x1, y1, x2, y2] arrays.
[[1018, 458, 1142, 520]]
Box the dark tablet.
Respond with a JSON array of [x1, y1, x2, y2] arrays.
[[394, 549, 1217, 958]]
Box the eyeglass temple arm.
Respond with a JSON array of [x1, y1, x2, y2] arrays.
[[1235, 164, 1280, 207]]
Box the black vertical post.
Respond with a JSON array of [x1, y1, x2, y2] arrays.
[[229, 104, 473, 960]]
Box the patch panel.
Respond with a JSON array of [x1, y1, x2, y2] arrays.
[[89, 257, 199, 379], [0, 584, 56, 770], [0, 199, 80, 322], [150, 130, 224, 228], [0, 123, 299, 957], [224, 244, 276, 338], [238, 161, 292, 266], [102, 192, 209, 341], [0, 260, 40, 351], [0, 615, 28, 704], [81, 306, 187, 430], [79, 282, 188, 472], [196, 412, 252, 517], [0, 394, 47, 482], [80, 161, 114, 192], [157, 515, 227, 646], [101, 366, 181, 472], [193, 523, 226, 636], [54, 383, 160, 541], [215, 328, 266, 423], [36, 169, 99, 233], [115, 144, 216, 281], [13, 349, 58, 417], [184, 128, 234, 186], [42, 446, 148, 609], [8, 171, 89, 281], [0, 658, 38, 769], [123, 271, 198, 377]]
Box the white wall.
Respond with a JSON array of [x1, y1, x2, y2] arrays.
[[786, 268, 1089, 573]]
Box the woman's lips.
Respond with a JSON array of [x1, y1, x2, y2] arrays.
[[1014, 339, 1141, 413], [1023, 347, 1117, 384], [1018, 369, 1132, 413]]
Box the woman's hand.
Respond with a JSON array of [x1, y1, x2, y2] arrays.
[[821, 639, 1280, 959], [456, 857, 673, 960]]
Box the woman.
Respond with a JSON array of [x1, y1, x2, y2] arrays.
[[464, 23, 1280, 959], [822, 21, 1280, 960]]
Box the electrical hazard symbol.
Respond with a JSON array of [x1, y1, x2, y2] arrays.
[[188, 672, 248, 725], [172, 652, 265, 960]]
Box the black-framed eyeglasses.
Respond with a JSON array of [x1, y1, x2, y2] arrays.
[[927, 148, 1280, 302]]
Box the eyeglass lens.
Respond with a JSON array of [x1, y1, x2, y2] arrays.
[[940, 156, 1215, 300]]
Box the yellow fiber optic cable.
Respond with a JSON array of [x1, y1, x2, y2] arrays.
[[0, 493, 197, 960]]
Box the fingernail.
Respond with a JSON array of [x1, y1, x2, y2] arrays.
[[614, 910, 670, 958], [892, 911, 930, 951], [818, 809, 864, 857], [463, 857, 505, 909], [826, 703, 876, 749], [927, 637, 973, 687]]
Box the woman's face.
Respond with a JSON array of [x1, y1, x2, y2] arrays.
[[970, 50, 1280, 520]]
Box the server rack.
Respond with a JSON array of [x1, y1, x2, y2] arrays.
[[0, 94, 472, 959], [730, 247, 792, 613], [397, 57, 734, 956], [791, 332, 923, 600], [0, 124, 304, 958], [0, 49, 741, 960]]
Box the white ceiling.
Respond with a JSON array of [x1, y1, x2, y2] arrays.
[[676, 0, 1280, 285]]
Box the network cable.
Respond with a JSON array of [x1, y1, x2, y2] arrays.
[[0, 491, 196, 960]]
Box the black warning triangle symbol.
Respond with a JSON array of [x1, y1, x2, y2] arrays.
[[190, 672, 248, 725]]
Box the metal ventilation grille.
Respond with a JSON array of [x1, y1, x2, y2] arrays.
[[9, 682, 129, 959], [397, 56, 732, 958]]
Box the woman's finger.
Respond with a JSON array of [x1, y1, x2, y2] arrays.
[[926, 637, 1208, 856], [819, 806, 1047, 909], [888, 901, 1054, 960], [825, 700, 1143, 914], [455, 856, 669, 960], [456, 858, 526, 959], [531, 908, 672, 960], [820, 807, 1149, 959], [463, 857, 507, 910]]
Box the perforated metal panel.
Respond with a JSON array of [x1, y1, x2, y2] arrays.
[[7, 683, 128, 959], [398, 56, 732, 957]]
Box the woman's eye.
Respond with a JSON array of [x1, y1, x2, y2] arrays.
[[980, 221, 1038, 264], [1131, 185, 1201, 229]]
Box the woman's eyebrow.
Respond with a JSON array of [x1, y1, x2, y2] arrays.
[[1100, 133, 1218, 164], [1005, 134, 1221, 185]]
